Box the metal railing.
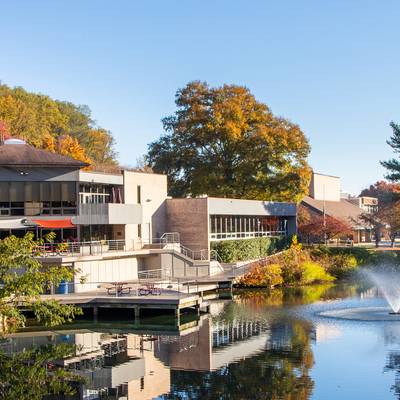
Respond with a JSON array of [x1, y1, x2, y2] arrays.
[[210, 249, 223, 263], [37, 239, 130, 257], [47, 277, 209, 297], [135, 233, 209, 261], [36, 232, 209, 262]]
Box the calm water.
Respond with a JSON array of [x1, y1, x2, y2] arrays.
[[2, 283, 400, 399]]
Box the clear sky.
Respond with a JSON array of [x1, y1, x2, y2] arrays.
[[1, 0, 399, 194]]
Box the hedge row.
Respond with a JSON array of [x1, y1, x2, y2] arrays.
[[210, 236, 289, 263]]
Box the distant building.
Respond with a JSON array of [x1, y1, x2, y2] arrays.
[[347, 196, 378, 214], [301, 171, 377, 243]]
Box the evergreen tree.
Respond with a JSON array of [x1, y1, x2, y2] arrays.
[[381, 122, 400, 181]]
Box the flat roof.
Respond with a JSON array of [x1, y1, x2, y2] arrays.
[[168, 196, 296, 216], [312, 171, 340, 179], [78, 170, 123, 185]]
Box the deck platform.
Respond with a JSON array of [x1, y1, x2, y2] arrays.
[[41, 291, 205, 324]]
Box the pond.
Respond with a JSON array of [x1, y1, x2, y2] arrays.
[[2, 283, 400, 399]]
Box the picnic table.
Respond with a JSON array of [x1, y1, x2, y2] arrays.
[[106, 282, 133, 296], [138, 283, 162, 296]]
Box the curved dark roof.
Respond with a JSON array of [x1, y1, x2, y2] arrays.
[[0, 143, 89, 168]]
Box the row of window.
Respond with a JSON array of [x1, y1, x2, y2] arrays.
[[209, 214, 288, 240], [0, 181, 77, 202], [0, 201, 77, 216]]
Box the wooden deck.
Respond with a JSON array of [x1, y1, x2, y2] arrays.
[[42, 290, 205, 324]]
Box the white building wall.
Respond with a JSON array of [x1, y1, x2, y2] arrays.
[[123, 171, 168, 245], [74, 257, 139, 292], [309, 172, 341, 202]]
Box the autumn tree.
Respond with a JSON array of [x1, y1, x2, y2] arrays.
[[380, 201, 400, 247], [147, 81, 311, 202], [0, 83, 117, 167], [57, 134, 92, 165], [298, 207, 352, 243], [360, 180, 400, 246], [360, 180, 400, 207]]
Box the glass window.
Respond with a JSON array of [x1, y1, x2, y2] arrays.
[[51, 182, 61, 202], [0, 182, 9, 202], [61, 182, 76, 202], [40, 182, 51, 202], [10, 182, 24, 202]]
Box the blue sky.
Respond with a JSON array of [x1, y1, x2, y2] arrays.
[[1, 0, 399, 194]]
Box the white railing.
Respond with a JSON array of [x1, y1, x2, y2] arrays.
[[37, 239, 130, 257], [135, 233, 209, 261], [37, 232, 209, 262]]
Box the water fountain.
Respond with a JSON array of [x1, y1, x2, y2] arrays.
[[366, 270, 400, 314], [318, 270, 400, 321]]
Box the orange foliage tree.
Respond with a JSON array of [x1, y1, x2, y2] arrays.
[[298, 207, 352, 243], [57, 135, 91, 165]]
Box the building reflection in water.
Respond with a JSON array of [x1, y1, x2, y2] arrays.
[[2, 301, 315, 399]]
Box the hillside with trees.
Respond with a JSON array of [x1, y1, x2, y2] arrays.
[[0, 83, 117, 169]]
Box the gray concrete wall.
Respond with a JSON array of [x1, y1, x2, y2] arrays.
[[0, 167, 79, 182], [138, 253, 207, 279], [78, 171, 123, 185], [166, 198, 209, 254], [208, 197, 296, 216], [74, 203, 142, 225]]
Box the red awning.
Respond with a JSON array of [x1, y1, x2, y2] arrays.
[[32, 219, 75, 229]]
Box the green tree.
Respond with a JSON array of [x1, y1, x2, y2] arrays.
[[147, 81, 311, 202], [0, 344, 81, 400], [0, 233, 81, 334], [381, 122, 400, 181]]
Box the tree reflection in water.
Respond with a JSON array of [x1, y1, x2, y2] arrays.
[[386, 351, 400, 399], [162, 317, 315, 400], [0, 343, 79, 400]]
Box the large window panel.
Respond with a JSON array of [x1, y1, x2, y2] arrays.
[[40, 182, 51, 202], [10, 182, 24, 202], [51, 182, 62, 202], [61, 182, 76, 202], [0, 182, 9, 202], [24, 182, 40, 202]]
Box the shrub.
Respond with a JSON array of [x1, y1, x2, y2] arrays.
[[238, 263, 284, 288], [280, 236, 309, 285], [327, 254, 358, 278], [299, 261, 335, 284], [211, 236, 288, 263]]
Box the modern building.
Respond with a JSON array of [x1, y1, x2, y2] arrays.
[[166, 197, 297, 255], [301, 171, 376, 242], [0, 138, 167, 248], [0, 138, 297, 290]]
